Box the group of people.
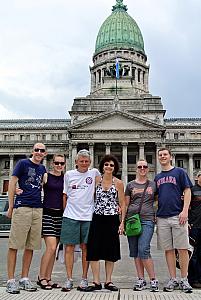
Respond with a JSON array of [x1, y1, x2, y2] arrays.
[[5, 143, 200, 294]]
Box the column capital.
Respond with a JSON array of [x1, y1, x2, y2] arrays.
[[105, 142, 111, 146], [88, 142, 94, 147], [138, 142, 145, 146], [121, 142, 128, 146], [9, 154, 14, 159], [189, 153, 193, 158], [72, 142, 78, 147], [156, 142, 162, 148]]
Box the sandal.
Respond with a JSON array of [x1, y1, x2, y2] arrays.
[[47, 279, 61, 289], [104, 282, 118, 291], [37, 276, 52, 290]]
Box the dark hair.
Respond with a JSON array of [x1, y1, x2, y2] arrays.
[[158, 147, 172, 156], [99, 154, 119, 175]]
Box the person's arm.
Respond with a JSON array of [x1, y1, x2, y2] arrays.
[[179, 187, 191, 225], [63, 193, 67, 210], [7, 176, 18, 219], [43, 173, 48, 185], [116, 180, 126, 234]]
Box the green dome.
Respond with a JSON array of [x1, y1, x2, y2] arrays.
[[95, 0, 145, 55]]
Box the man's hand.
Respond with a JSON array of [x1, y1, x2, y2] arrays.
[[179, 210, 188, 225], [7, 207, 13, 219], [16, 188, 23, 195]]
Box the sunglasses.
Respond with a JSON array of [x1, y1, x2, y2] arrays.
[[104, 163, 115, 167], [137, 165, 148, 169], [54, 161, 65, 166], [34, 148, 46, 153]]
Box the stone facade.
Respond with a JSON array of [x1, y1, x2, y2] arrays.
[[0, 0, 201, 194]]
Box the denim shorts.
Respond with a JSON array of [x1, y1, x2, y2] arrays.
[[60, 217, 91, 245], [127, 220, 155, 259]]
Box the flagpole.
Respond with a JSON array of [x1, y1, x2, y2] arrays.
[[115, 58, 119, 95]]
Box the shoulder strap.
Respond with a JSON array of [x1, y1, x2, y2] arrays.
[[138, 180, 149, 213]]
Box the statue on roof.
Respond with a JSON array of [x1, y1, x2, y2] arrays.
[[112, 0, 127, 11]]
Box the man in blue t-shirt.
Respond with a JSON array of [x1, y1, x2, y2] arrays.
[[155, 147, 192, 293], [6, 143, 47, 294]]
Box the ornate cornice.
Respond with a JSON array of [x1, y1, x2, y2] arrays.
[[0, 119, 70, 130]]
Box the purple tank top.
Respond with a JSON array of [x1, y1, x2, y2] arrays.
[[43, 173, 63, 210]]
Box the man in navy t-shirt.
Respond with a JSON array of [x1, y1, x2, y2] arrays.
[[155, 147, 193, 293], [6, 143, 47, 294]]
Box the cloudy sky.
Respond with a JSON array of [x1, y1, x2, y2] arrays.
[[0, 0, 201, 120]]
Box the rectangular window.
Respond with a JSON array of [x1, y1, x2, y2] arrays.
[[146, 155, 153, 164], [195, 159, 201, 169], [4, 161, 10, 169], [177, 160, 184, 168], [128, 154, 136, 164], [174, 133, 179, 140]]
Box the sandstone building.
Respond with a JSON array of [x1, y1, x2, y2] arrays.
[[0, 0, 201, 194]]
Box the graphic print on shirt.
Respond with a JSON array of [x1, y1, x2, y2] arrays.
[[156, 176, 177, 188], [71, 177, 93, 190], [25, 167, 43, 189]]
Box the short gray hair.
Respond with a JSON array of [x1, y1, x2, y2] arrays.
[[76, 149, 90, 160]]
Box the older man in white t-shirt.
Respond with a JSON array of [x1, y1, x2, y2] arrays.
[[60, 149, 100, 292]]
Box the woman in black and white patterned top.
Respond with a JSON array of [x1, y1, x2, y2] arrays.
[[86, 154, 126, 292]]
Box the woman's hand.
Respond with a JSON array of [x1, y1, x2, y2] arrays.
[[118, 221, 124, 235]]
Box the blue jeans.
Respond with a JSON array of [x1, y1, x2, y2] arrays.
[[127, 220, 155, 259]]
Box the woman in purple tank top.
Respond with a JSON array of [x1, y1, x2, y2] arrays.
[[37, 154, 65, 290]]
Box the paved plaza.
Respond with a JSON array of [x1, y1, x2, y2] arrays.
[[1, 234, 201, 299]]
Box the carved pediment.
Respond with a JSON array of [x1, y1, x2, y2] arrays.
[[69, 110, 165, 132]]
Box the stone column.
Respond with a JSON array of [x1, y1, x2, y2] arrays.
[[105, 142, 111, 155], [122, 142, 128, 186], [138, 142, 145, 160], [189, 154, 194, 182], [9, 155, 14, 177], [43, 157, 47, 168], [71, 143, 77, 169], [172, 154, 176, 166], [155, 143, 161, 174], [68, 143, 72, 170], [89, 142, 94, 168]]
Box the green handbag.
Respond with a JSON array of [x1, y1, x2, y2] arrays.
[[125, 213, 142, 236], [125, 180, 149, 237]]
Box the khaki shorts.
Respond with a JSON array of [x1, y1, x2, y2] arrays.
[[156, 215, 189, 250], [9, 207, 42, 250]]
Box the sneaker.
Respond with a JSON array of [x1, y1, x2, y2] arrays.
[[19, 279, 37, 292], [180, 278, 193, 293], [61, 279, 73, 292], [133, 278, 146, 291], [150, 279, 159, 292], [163, 278, 179, 292], [77, 278, 88, 291], [6, 280, 20, 294]]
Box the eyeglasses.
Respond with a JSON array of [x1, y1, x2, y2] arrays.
[[34, 148, 46, 153], [104, 163, 115, 167], [54, 161, 65, 166], [137, 165, 148, 169]]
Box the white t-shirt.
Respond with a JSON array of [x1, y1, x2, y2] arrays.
[[63, 168, 100, 221]]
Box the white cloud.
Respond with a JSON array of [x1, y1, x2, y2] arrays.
[[0, 0, 201, 119]]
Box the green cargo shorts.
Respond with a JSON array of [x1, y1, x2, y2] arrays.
[[60, 217, 91, 245]]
